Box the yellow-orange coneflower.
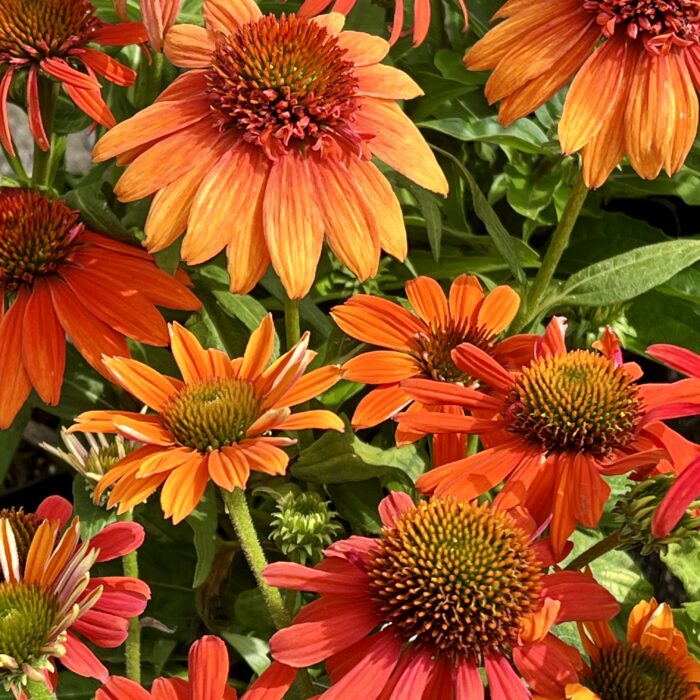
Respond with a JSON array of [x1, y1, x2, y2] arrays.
[[70, 316, 343, 523], [93, 0, 448, 299], [0, 0, 146, 153], [466, 0, 700, 188]]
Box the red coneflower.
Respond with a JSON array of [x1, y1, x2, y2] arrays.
[[97, 635, 237, 699], [113, 0, 181, 52], [297, 0, 469, 47], [257, 492, 618, 699], [0, 188, 200, 429], [93, 0, 448, 299], [519, 598, 700, 699], [0, 0, 147, 153], [0, 496, 150, 693], [70, 316, 343, 523], [396, 320, 697, 556], [331, 275, 535, 463], [466, 0, 700, 188]]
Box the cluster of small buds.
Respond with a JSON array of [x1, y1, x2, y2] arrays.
[[40, 429, 135, 485], [613, 475, 700, 555], [270, 490, 342, 565]]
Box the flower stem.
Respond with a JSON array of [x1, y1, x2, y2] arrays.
[[283, 296, 301, 350], [512, 171, 589, 332], [221, 488, 314, 699], [565, 530, 624, 571], [31, 78, 60, 188], [221, 488, 290, 628], [1, 142, 29, 184], [25, 679, 57, 700], [119, 510, 142, 683]]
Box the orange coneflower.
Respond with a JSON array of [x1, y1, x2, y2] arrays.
[[331, 274, 535, 464], [93, 1, 448, 299], [257, 492, 618, 699], [297, 0, 469, 47], [70, 316, 344, 523], [519, 598, 700, 699], [0, 497, 150, 693], [98, 635, 237, 699], [396, 319, 699, 556], [466, 0, 700, 188], [0, 0, 147, 153], [0, 188, 200, 429], [113, 0, 181, 52]]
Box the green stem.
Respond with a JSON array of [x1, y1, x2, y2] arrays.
[[512, 171, 589, 332], [119, 511, 142, 683], [2, 142, 29, 183], [283, 296, 301, 350], [221, 488, 314, 699], [31, 79, 59, 188], [24, 679, 57, 700], [565, 530, 624, 571]]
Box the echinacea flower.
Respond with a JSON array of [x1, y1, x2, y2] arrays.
[[113, 0, 181, 52], [0, 496, 150, 692], [70, 316, 344, 523], [259, 492, 618, 699], [93, 0, 448, 299], [466, 0, 700, 188], [0, 188, 200, 429], [645, 343, 700, 537], [331, 275, 534, 462], [97, 635, 237, 700], [0, 0, 147, 153], [519, 598, 700, 699], [396, 319, 696, 556], [298, 0, 468, 47]]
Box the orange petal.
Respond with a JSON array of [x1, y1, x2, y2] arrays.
[[182, 144, 268, 268], [405, 276, 449, 328], [263, 151, 324, 299], [240, 314, 275, 381], [664, 52, 698, 176], [355, 98, 448, 195], [274, 365, 342, 408], [93, 98, 210, 162], [24, 521, 58, 584], [477, 285, 520, 334], [355, 64, 423, 99], [343, 351, 421, 383], [336, 31, 389, 65], [161, 453, 210, 523], [309, 156, 379, 282], [331, 295, 425, 352], [112, 414, 175, 446], [203, 0, 261, 33], [448, 274, 484, 326], [276, 410, 345, 431], [240, 440, 290, 476], [169, 323, 236, 382], [163, 24, 216, 68], [218, 446, 252, 489], [352, 384, 411, 429], [102, 356, 182, 412], [0, 292, 32, 429]]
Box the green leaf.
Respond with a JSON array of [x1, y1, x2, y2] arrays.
[[0, 404, 30, 487], [409, 185, 442, 261], [62, 182, 133, 241], [187, 485, 219, 588], [186, 288, 249, 358], [234, 588, 274, 635], [220, 632, 270, 675], [292, 424, 427, 487], [327, 479, 384, 533], [661, 536, 700, 599], [72, 476, 118, 541], [560, 239, 700, 306]]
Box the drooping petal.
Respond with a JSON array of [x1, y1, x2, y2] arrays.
[[0, 293, 32, 429]]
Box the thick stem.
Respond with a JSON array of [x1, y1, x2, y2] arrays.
[[513, 172, 589, 332], [221, 488, 290, 628], [119, 511, 142, 683], [565, 530, 624, 571], [31, 79, 59, 188], [221, 488, 314, 699], [283, 296, 301, 350], [24, 679, 57, 700]]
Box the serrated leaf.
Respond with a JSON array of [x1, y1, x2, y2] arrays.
[[560, 239, 700, 306]]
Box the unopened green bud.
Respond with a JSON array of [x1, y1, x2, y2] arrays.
[[613, 475, 700, 555], [270, 491, 342, 564]]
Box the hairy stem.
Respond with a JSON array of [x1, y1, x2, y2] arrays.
[[119, 510, 142, 683], [513, 171, 589, 331], [565, 530, 624, 571]]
